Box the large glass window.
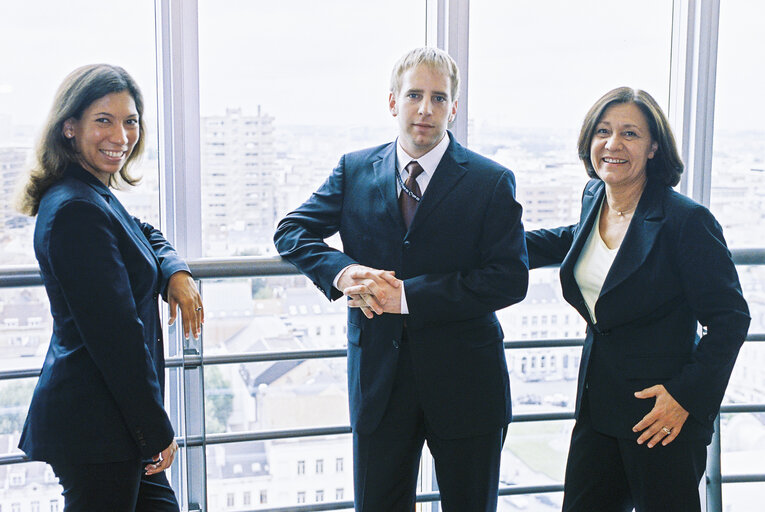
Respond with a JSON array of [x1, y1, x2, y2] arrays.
[[3, 2, 763, 510], [469, 0, 672, 229], [469, 4, 673, 485], [712, 2, 765, 249], [713, 3, 765, 504], [196, 2, 426, 507], [198, 0, 426, 258], [0, 1, 161, 267]]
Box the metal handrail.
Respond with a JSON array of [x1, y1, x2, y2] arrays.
[[1, 248, 763, 287], [6, 334, 765, 382], [1, 252, 764, 503]]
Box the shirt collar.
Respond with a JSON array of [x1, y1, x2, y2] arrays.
[[396, 132, 450, 178]]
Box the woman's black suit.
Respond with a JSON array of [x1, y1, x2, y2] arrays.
[[526, 178, 750, 511]]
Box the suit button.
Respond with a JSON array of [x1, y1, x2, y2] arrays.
[[392, 339, 400, 349], [403, 240, 411, 249]]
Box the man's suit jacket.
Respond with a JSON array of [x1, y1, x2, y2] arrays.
[[19, 164, 190, 464], [526, 178, 750, 442], [274, 133, 529, 439]]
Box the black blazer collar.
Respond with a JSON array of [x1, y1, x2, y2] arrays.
[[66, 163, 111, 199], [598, 178, 666, 299], [560, 179, 666, 323], [561, 178, 667, 325], [66, 163, 160, 267]]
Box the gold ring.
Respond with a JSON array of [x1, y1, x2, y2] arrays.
[[661, 426, 672, 435]]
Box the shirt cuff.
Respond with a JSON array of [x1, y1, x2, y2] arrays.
[[333, 264, 355, 291], [400, 282, 408, 315]]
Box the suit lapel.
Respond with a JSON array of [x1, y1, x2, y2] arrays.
[[560, 180, 604, 323], [106, 191, 161, 267], [67, 165, 160, 267], [598, 179, 665, 299], [407, 135, 467, 235], [372, 143, 406, 229]]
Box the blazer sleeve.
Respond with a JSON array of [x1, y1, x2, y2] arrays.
[[48, 201, 175, 458], [403, 170, 529, 322], [133, 217, 191, 300], [663, 206, 751, 424], [525, 224, 577, 269], [273, 155, 358, 300]]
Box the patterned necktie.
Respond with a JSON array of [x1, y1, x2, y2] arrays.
[[399, 161, 424, 229]]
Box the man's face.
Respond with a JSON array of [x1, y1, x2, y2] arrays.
[[389, 64, 457, 158]]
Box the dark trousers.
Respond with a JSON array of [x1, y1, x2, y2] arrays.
[[353, 336, 505, 512], [562, 391, 707, 512], [50, 458, 180, 512]]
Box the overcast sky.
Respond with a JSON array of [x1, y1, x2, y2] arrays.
[[0, 1, 762, 134]]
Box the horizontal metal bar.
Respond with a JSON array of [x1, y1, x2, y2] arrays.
[[246, 501, 354, 512], [189, 257, 298, 278], [514, 411, 575, 422], [504, 339, 584, 349], [731, 248, 765, 266], [6, 332, 765, 381], [204, 425, 352, 445], [0, 368, 42, 381], [721, 474, 765, 484], [183, 412, 575, 449], [230, 483, 567, 512], [0, 453, 30, 465], [168, 348, 351, 370], [720, 403, 765, 414], [1, 248, 763, 288], [0, 266, 43, 288]]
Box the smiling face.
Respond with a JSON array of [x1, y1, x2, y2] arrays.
[[589, 102, 658, 190], [389, 64, 458, 158], [63, 91, 140, 185]]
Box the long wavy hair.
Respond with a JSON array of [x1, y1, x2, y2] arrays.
[[17, 64, 145, 216]]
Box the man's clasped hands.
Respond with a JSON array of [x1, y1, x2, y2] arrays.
[[338, 265, 402, 318]]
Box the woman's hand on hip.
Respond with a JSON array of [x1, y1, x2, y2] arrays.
[[633, 384, 689, 448], [167, 271, 203, 339], [145, 440, 178, 475]]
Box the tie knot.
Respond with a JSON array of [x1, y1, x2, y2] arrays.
[[405, 161, 424, 181]]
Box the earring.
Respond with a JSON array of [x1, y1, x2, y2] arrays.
[[65, 131, 73, 138]]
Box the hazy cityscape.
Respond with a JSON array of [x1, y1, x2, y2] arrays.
[[0, 106, 763, 511]]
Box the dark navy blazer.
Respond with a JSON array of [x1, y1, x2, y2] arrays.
[[19, 164, 189, 464], [526, 178, 750, 442], [274, 133, 529, 439]]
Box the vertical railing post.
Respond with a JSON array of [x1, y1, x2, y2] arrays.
[[706, 414, 723, 512], [155, 0, 205, 509]]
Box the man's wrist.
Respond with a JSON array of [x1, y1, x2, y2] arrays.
[[333, 264, 358, 291]]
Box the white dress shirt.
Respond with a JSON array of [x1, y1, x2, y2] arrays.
[[334, 134, 451, 315], [573, 200, 619, 324]]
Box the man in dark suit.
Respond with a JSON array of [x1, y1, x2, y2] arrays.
[[274, 47, 528, 511]]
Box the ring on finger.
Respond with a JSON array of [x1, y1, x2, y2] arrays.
[[661, 426, 672, 435]]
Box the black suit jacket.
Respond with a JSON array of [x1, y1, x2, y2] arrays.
[[274, 133, 529, 438], [526, 178, 750, 442], [20, 164, 189, 464]]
